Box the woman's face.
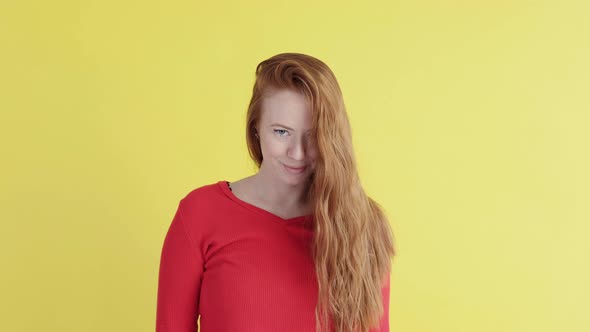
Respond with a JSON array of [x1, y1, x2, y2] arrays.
[[256, 88, 318, 186]]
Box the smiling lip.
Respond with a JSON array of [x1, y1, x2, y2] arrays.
[[283, 164, 307, 173]]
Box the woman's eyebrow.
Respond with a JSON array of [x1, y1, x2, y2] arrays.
[[271, 123, 312, 133]]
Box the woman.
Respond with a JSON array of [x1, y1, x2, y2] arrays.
[[156, 53, 396, 332]]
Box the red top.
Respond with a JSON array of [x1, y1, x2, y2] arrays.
[[156, 180, 390, 332]]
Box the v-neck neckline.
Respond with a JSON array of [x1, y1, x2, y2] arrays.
[[217, 180, 312, 224]]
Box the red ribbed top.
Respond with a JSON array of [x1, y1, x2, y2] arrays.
[[156, 180, 390, 331]]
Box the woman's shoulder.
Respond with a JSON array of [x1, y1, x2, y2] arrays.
[[180, 180, 225, 209], [173, 180, 230, 234], [184, 180, 221, 197]]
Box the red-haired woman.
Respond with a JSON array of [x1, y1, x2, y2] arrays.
[[156, 53, 396, 332]]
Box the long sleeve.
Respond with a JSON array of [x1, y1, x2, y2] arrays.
[[156, 200, 203, 332]]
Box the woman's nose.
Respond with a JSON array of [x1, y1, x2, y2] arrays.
[[288, 138, 307, 160]]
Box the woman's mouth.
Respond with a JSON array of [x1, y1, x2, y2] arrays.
[[283, 164, 307, 174]]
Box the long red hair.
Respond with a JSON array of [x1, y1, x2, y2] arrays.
[[245, 52, 396, 332]]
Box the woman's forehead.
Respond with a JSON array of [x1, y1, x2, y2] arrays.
[[262, 89, 309, 108], [261, 92, 311, 125]]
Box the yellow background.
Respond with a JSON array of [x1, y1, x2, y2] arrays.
[[1, 0, 588, 331]]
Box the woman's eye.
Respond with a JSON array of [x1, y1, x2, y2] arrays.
[[274, 129, 288, 136]]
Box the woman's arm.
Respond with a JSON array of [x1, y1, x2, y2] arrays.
[[156, 200, 203, 332]]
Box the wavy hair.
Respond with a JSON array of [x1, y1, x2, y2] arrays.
[[245, 52, 396, 332]]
